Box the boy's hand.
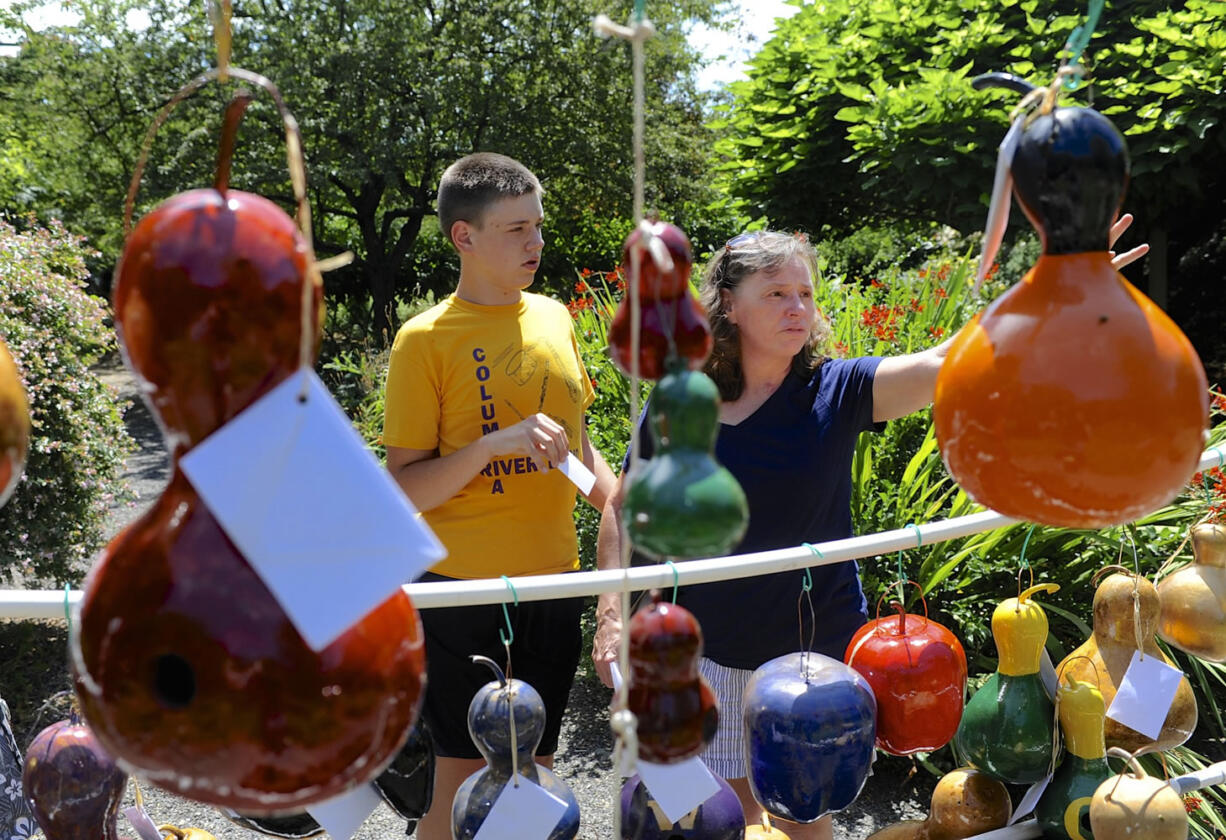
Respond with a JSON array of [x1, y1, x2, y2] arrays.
[[485, 413, 570, 471], [591, 598, 622, 688]]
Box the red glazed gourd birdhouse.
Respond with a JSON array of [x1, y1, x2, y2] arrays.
[[608, 221, 712, 380], [71, 93, 425, 812], [845, 595, 967, 756], [628, 591, 718, 764], [935, 104, 1207, 528]]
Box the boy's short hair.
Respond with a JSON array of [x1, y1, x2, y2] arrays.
[[437, 153, 543, 250]]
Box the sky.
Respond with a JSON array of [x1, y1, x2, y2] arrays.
[[689, 1, 801, 91], [4, 1, 801, 86]]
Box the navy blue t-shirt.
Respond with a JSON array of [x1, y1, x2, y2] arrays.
[[628, 357, 885, 669]]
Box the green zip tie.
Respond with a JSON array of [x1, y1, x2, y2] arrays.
[[1063, 0, 1104, 90], [664, 560, 679, 604], [498, 575, 518, 646]]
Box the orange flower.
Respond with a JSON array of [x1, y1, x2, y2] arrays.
[[934, 287, 948, 300], [573, 280, 589, 295], [833, 341, 850, 357], [937, 263, 952, 281], [1212, 392, 1226, 413], [869, 278, 887, 290], [909, 297, 924, 313], [929, 326, 946, 339], [985, 262, 1001, 281], [580, 267, 593, 278]]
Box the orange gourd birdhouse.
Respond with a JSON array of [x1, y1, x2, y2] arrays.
[[935, 97, 1207, 528]]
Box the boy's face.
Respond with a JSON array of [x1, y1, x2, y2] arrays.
[[456, 192, 544, 292]]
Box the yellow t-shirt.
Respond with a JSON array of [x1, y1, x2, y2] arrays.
[[383, 292, 595, 578]]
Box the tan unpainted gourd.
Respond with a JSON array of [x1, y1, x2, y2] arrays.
[[744, 811, 788, 838], [1089, 749, 1187, 840], [1058, 571, 1196, 753], [1157, 523, 1226, 661], [865, 768, 1012, 840]]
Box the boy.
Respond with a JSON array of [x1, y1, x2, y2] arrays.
[[383, 152, 614, 838]]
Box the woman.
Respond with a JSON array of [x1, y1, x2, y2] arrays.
[[592, 222, 1146, 839]]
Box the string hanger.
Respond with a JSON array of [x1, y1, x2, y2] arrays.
[[1061, 0, 1104, 91], [1017, 523, 1037, 600]]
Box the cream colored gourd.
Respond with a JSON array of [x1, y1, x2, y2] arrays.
[[1158, 523, 1226, 661], [1089, 750, 1187, 839], [1057, 571, 1196, 753], [865, 768, 1011, 840]]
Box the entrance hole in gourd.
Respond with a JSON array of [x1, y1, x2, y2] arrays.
[[1080, 811, 1093, 835], [153, 654, 197, 709]]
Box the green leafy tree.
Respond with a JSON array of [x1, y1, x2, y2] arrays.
[[714, 0, 1225, 272], [0, 0, 735, 339]]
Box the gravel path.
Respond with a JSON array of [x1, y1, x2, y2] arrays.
[[90, 358, 934, 839]]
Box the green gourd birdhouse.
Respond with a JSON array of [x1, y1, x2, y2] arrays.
[[954, 583, 1059, 784], [624, 362, 748, 559], [1036, 676, 1113, 839]]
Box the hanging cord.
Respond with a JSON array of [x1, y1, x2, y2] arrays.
[[1061, 0, 1104, 90], [1017, 523, 1037, 599], [498, 575, 518, 680], [896, 523, 922, 594], [594, 7, 656, 813], [664, 560, 679, 604], [797, 549, 818, 677], [1121, 526, 1146, 659]]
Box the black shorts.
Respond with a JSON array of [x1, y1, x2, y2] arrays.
[[418, 573, 585, 759]]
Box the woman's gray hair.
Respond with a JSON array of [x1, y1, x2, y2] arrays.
[[699, 231, 830, 401]]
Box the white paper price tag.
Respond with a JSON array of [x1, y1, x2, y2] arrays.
[[638, 756, 722, 825], [1106, 650, 1185, 740], [1009, 774, 1052, 824], [305, 782, 382, 840], [559, 453, 596, 495], [123, 805, 164, 840], [180, 370, 446, 651], [471, 774, 569, 840]]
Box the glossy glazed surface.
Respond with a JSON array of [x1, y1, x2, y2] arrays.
[[845, 606, 967, 755], [623, 368, 748, 559], [868, 766, 1012, 840], [1010, 107, 1128, 256], [0, 337, 29, 507], [744, 652, 876, 824], [954, 672, 1054, 784], [1158, 524, 1226, 661], [453, 677, 579, 840], [620, 772, 745, 840], [1058, 573, 1197, 754], [73, 184, 426, 811], [75, 473, 426, 810], [627, 594, 719, 764], [22, 717, 127, 840], [609, 290, 713, 380], [936, 252, 1207, 528]]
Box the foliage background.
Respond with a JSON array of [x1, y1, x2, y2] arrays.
[[0, 219, 132, 586]]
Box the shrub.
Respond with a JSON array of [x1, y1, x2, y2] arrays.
[[0, 218, 132, 586]]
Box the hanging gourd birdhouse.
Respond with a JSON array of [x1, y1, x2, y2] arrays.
[[609, 221, 712, 380], [71, 92, 425, 811], [954, 584, 1058, 784], [1035, 675, 1113, 840], [935, 102, 1207, 528], [866, 767, 1012, 840], [844, 592, 967, 756], [620, 772, 745, 840], [744, 652, 876, 824], [0, 338, 29, 508], [1057, 572, 1196, 754], [453, 656, 579, 840], [1090, 751, 1188, 840], [1158, 523, 1226, 661], [623, 362, 748, 558], [744, 812, 788, 839], [627, 591, 718, 764], [23, 714, 127, 840]]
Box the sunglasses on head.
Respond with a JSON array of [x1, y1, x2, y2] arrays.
[[724, 231, 764, 252]]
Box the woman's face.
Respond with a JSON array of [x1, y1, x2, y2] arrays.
[[724, 257, 817, 366]]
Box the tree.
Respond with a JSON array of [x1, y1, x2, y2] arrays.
[[714, 0, 1226, 273], [1, 0, 734, 339]]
